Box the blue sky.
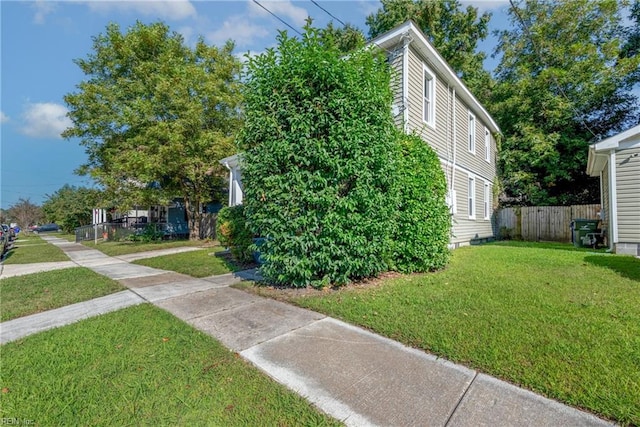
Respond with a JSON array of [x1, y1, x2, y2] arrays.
[[0, 0, 512, 210]]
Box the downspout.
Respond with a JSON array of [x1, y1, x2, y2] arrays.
[[446, 83, 452, 191], [451, 87, 457, 209], [609, 150, 618, 249], [223, 161, 233, 207], [401, 32, 411, 133]]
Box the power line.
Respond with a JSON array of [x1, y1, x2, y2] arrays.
[[252, 0, 303, 36], [310, 0, 346, 27]]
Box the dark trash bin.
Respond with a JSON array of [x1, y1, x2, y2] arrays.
[[571, 219, 600, 248]]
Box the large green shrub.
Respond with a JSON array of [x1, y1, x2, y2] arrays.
[[238, 26, 398, 288], [391, 133, 451, 273], [216, 205, 253, 264]]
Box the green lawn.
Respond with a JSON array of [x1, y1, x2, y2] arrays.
[[0, 304, 340, 426], [133, 248, 238, 278], [2, 234, 69, 264], [83, 239, 207, 256], [247, 242, 640, 425], [0, 268, 125, 321]]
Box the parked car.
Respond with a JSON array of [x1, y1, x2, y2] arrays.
[[1, 224, 16, 242], [33, 223, 60, 233], [0, 228, 6, 257]]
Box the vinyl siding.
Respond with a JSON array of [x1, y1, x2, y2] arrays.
[[402, 44, 496, 245], [616, 147, 640, 243], [406, 45, 448, 155]]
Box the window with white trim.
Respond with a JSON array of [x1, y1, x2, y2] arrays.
[[468, 175, 475, 219], [468, 112, 476, 154], [484, 181, 490, 220], [423, 66, 435, 127], [484, 127, 490, 163]]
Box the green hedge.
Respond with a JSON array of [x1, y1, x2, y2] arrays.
[[236, 25, 451, 287], [216, 205, 253, 264], [238, 26, 398, 288], [391, 133, 451, 273]]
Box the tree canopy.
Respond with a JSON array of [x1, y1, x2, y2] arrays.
[[42, 185, 103, 233], [491, 0, 640, 206], [366, 0, 492, 100], [63, 21, 242, 239]]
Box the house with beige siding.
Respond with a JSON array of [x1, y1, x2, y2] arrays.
[[587, 124, 640, 255], [221, 20, 501, 247], [372, 20, 500, 246]]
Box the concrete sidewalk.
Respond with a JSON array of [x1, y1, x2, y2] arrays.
[[1, 235, 613, 427]]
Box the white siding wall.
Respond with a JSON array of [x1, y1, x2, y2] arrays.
[[616, 147, 640, 243], [404, 46, 495, 245]]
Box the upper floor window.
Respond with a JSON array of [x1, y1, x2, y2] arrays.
[[468, 111, 476, 154], [423, 66, 436, 128], [484, 127, 490, 163]]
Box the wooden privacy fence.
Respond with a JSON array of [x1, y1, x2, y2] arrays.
[[495, 204, 601, 242]]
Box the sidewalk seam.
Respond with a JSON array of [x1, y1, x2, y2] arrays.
[[443, 371, 478, 427]]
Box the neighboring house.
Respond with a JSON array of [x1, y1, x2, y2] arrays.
[[221, 20, 501, 247], [220, 154, 243, 207], [586, 124, 640, 255]]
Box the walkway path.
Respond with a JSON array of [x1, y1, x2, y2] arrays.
[[0, 236, 613, 427]]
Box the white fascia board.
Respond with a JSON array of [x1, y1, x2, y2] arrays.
[[368, 20, 501, 135], [586, 146, 608, 176], [591, 124, 640, 152], [219, 153, 241, 169]]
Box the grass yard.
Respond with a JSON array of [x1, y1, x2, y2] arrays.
[[0, 304, 340, 426], [0, 268, 125, 321], [2, 234, 69, 264], [83, 239, 207, 257], [133, 248, 240, 278], [246, 242, 640, 425]]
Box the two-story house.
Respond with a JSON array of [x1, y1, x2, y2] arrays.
[[220, 20, 501, 247]]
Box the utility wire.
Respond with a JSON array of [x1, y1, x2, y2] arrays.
[[310, 0, 346, 27], [508, 0, 599, 140], [252, 0, 303, 36]]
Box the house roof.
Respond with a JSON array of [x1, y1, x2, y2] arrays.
[[369, 20, 501, 135], [587, 124, 640, 176], [220, 154, 241, 169]]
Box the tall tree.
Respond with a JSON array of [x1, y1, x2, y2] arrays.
[[366, 0, 492, 100], [319, 22, 366, 53], [491, 0, 640, 206], [63, 22, 242, 239], [7, 198, 43, 229], [41, 185, 103, 233]]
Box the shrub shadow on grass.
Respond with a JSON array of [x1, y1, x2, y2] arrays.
[[584, 255, 640, 282], [214, 249, 259, 273]]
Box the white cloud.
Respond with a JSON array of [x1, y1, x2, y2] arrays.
[[0, 111, 8, 123], [248, 0, 310, 27], [20, 103, 72, 139], [83, 0, 196, 20], [207, 15, 269, 48], [32, 0, 57, 24]]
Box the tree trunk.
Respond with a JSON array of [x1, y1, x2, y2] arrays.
[[185, 197, 202, 241]]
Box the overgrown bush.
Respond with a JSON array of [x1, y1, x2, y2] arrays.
[[216, 205, 253, 264], [391, 133, 451, 273], [239, 26, 398, 288], [128, 224, 164, 243]]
